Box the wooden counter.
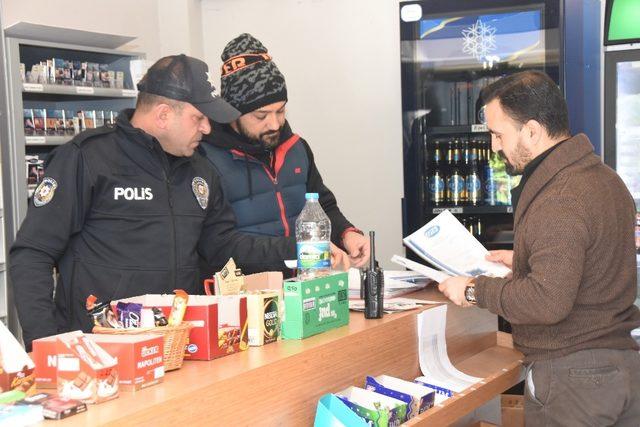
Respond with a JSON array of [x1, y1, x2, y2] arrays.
[[42, 288, 523, 426]]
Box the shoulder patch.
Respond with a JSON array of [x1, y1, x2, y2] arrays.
[[192, 177, 209, 210], [33, 177, 58, 207]]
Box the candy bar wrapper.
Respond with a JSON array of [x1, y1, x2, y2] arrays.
[[365, 375, 435, 421], [167, 289, 189, 326], [116, 302, 143, 328], [86, 295, 120, 329]]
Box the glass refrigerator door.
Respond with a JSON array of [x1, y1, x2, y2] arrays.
[[611, 58, 640, 202], [604, 50, 640, 307]]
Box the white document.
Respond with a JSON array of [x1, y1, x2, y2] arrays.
[[404, 210, 511, 278], [417, 305, 481, 396], [391, 255, 451, 283]]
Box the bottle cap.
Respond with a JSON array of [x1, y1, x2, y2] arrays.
[[305, 193, 319, 200]]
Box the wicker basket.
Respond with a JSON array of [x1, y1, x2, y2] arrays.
[[92, 322, 193, 371]]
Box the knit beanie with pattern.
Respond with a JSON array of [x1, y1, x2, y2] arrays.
[[220, 33, 287, 115]]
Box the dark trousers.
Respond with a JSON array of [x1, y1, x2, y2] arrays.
[[525, 348, 640, 426]]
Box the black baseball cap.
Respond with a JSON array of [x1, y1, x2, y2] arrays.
[[137, 54, 240, 123]]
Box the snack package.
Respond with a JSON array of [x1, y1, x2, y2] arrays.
[[0, 320, 35, 394], [167, 289, 189, 326], [207, 258, 245, 295], [56, 331, 119, 404], [365, 375, 435, 420], [86, 295, 119, 329], [116, 302, 143, 328]]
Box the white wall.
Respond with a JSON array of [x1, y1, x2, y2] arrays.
[[201, 0, 405, 267], [2, 0, 204, 62]]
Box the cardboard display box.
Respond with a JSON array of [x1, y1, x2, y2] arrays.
[[282, 272, 349, 340], [33, 333, 163, 391], [0, 320, 35, 394], [246, 291, 280, 347], [88, 334, 164, 391], [55, 331, 119, 404], [117, 294, 248, 360]]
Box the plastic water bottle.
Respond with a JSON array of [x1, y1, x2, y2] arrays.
[[295, 193, 331, 279]]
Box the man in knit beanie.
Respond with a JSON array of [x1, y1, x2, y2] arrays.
[[200, 33, 369, 275]]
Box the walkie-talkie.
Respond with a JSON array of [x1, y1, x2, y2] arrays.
[[364, 231, 384, 319]]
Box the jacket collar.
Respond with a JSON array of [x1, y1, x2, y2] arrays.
[[513, 133, 596, 228], [115, 109, 191, 178]]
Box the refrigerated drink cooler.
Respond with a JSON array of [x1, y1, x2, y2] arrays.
[[400, 0, 563, 256]]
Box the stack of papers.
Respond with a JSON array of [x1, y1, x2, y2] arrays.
[[347, 269, 432, 299], [399, 210, 511, 281], [416, 305, 482, 404]]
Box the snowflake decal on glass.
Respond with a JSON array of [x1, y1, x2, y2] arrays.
[[461, 19, 497, 61]]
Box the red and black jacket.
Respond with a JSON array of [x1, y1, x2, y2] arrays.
[[201, 121, 358, 253]]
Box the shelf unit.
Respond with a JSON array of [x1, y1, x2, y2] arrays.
[[3, 37, 143, 243], [0, 15, 11, 323], [1, 36, 144, 337]]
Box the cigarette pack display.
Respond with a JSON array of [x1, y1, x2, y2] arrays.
[[94, 110, 105, 128], [64, 110, 78, 135], [99, 64, 109, 87], [365, 375, 435, 420], [82, 110, 96, 129], [23, 109, 35, 136], [72, 60, 83, 85], [116, 71, 125, 89], [117, 294, 248, 360], [19, 62, 26, 82], [46, 59, 54, 84], [53, 58, 65, 84], [45, 109, 57, 136], [55, 331, 119, 404], [63, 60, 73, 85], [32, 109, 46, 136], [281, 272, 349, 339]]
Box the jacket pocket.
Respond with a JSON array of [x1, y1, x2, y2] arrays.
[[568, 366, 620, 388]]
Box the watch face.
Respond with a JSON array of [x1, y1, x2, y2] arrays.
[[465, 285, 476, 303]]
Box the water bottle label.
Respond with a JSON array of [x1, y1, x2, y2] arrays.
[[447, 176, 465, 194], [429, 176, 444, 194], [466, 175, 481, 193], [297, 241, 331, 269]]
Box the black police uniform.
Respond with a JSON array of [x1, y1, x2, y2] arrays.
[[10, 110, 295, 349]]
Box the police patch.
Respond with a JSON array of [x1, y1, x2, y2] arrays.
[[192, 177, 209, 210], [33, 177, 58, 207]]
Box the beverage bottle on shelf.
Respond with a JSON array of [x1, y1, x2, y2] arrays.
[[484, 152, 498, 206], [429, 139, 446, 206], [447, 166, 466, 206], [295, 193, 331, 280], [466, 145, 483, 206]]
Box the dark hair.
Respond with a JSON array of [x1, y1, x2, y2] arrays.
[[481, 71, 570, 138], [135, 92, 183, 111]]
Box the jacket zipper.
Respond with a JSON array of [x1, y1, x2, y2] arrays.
[[232, 150, 290, 236], [164, 171, 177, 290], [275, 191, 290, 237]]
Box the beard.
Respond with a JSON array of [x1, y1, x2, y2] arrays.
[[498, 138, 532, 176], [236, 121, 282, 150]]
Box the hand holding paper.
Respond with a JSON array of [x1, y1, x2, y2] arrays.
[[403, 210, 511, 278]]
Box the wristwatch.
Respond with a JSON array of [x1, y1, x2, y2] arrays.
[[464, 280, 477, 305]]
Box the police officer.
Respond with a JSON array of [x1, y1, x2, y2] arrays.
[[10, 54, 348, 350]]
